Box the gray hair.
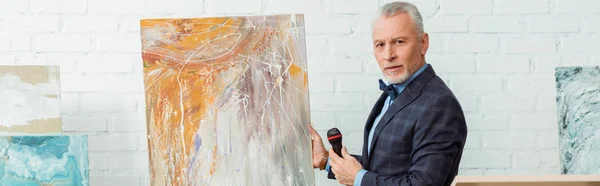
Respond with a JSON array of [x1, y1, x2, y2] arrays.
[[376, 1, 425, 37]]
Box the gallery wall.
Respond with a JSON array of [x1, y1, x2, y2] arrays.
[[1, 0, 599, 185]]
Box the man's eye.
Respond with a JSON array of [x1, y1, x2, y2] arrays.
[[396, 40, 404, 44]]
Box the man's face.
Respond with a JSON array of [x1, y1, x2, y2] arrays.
[[372, 13, 429, 84]]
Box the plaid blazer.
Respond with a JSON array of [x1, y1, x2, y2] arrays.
[[328, 64, 468, 186]]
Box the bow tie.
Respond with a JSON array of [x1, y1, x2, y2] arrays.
[[379, 79, 398, 100]]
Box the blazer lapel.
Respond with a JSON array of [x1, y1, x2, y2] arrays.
[[362, 93, 387, 168], [366, 65, 437, 164], [366, 87, 421, 160]]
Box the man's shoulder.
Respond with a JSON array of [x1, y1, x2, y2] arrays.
[[421, 75, 456, 97], [413, 75, 467, 127], [418, 75, 462, 109]]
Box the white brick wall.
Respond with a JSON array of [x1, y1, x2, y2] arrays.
[[2, 0, 598, 185]]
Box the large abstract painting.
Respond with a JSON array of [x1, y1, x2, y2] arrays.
[[0, 66, 61, 134], [140, 15, 314, 185], [556, 66, 600, 174], [0, 135, 89, 185]]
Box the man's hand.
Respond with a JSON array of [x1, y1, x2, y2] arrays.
[[308, 124, 327, 168], [329, 146, 362, 186]]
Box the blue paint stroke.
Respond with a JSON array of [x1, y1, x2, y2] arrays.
[[194, 133, 202, 151], [188, 133, 202, 173]]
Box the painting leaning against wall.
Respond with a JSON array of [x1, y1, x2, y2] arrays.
[[140, 14, 314, 186], [0, 135, 89, 186], [0, 66, 62, 134], [555, 66, 600, 174]]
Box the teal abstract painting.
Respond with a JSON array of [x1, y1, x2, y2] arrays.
[[556, 66, 600, 174], [0, 136, 89, 186]]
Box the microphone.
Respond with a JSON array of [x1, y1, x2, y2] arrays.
[[327, 128, 343, 158]]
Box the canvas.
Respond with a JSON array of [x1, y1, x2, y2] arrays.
[[0, 135, 89, 185], [140, 15, 314, 186], [0, 66, 61, 134], [555, 66, 600, 174]]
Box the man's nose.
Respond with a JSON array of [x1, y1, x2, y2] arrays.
[[383, 46, 396, 61]]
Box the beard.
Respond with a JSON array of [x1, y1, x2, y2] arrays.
[[386, 71, 410, 84], [385, 63, 420, 84]]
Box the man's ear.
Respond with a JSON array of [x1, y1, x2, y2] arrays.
[[421, 32, 429, 55]]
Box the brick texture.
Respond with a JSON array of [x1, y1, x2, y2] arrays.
[[3, 0, 596, 185]]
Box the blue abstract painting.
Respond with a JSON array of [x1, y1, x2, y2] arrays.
[[0, 135, 89, 185], [555, 66, 600, 174]]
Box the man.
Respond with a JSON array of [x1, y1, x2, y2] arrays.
[[308, 1, 468, 186]]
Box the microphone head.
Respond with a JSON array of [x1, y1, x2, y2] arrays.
[[327, 128, 342, 142], [327, 128, 340, 137]]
